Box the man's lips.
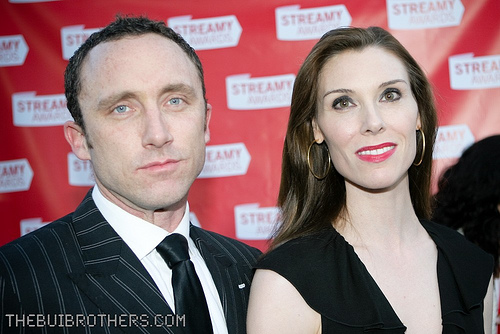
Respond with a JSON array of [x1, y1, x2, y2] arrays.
[[138, 159, 180, 170], [356, 143, 397, 163]]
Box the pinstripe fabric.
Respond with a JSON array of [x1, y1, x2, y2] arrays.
[[0, 190, 261, 333], [189, 226, 261, 334]]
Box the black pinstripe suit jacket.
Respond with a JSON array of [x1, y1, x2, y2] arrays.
[[0, 190, 262, 333]]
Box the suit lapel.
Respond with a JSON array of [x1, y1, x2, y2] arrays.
[[190, 225, 250, 334], [68, 191, 178, 333]]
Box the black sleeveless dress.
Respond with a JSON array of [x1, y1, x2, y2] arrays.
[[255, 220, 493, 333]]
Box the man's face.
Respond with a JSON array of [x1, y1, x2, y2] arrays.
[[70, 33, 210, 216]]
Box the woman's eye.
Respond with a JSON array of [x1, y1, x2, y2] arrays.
[[114, 105, 130, 113], [381, 89, 401, 102], [333, 96, 353, 110]]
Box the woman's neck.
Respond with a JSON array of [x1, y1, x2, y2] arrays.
[[336, 176, 421, 250]]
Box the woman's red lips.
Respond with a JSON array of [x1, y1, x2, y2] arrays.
[[356, 143, 397, 163]]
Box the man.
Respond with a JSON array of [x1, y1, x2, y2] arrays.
[[0, 16, 261, 333]]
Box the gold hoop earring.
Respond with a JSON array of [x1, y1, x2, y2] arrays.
[[413, 129, 426, 166], [307, 140, 331, 180]]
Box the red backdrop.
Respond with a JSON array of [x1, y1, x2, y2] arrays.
[[1, 0, 499, 251]]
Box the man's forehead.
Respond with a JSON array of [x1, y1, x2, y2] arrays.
[[86, 33, 181, 61], [79, 33, 195, 83]]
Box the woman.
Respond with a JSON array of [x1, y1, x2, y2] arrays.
[[433, 135, 500, 331], [433, 135, 500, 277], [247, 27, 494, 333]]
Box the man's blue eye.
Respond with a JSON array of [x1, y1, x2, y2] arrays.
[[114, 105, 130, 113], [169, 98, 181, 105]]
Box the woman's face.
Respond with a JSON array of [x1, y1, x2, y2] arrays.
[[313, 46, 421, 191]]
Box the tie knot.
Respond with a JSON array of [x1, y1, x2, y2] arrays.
[[156, 233, 190, 269]]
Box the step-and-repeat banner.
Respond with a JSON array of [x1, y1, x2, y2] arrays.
[[1, 0, 499, 250]]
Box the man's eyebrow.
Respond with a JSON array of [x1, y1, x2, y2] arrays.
[[159, 83, 197, 97], [95, 83, 198, 110], [96, 92, 138, 110]]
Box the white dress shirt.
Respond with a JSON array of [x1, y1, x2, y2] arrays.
[[92, 186, 228, 334]]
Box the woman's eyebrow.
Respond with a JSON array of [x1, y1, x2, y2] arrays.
[[379, 79, 407, 88], [323, 88, 353, 99], [322, 79, 408, 99]]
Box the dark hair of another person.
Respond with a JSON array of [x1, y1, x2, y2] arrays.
[[64, 15, 207, 133], [433, 135, 500, 276], [271, 26, 438, 249]]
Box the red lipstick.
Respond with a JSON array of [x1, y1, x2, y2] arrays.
[[356, 143, 396, 163]]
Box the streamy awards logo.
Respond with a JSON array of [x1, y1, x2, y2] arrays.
[[0, 35, 28, 67], [449, 53, 500, 90], [226, 73, 295, 110], [433, 124, 474, 159], [275, 4, 352, 41], [168, 15, 242, 50], [61, 25, 100, 60], [234, 203, 280, 240], [12, 92, 73, 127], [68, 153, 95, 186], [0, 159, 33, 193], [20, 218, 49, 236], [387, 0, 464, 29], [198, 143, 251, 178]]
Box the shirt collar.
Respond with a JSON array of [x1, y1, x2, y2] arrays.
[[92, 186, 191, 260]]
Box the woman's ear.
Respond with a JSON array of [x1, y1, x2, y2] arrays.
[[311, 118, 325, 144]]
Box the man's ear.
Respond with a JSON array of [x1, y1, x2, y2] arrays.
[[204, 103, 212, 144], [64, 121, 91, 160]]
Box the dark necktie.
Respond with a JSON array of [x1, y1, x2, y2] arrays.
[[156, 233, 214, 334]]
